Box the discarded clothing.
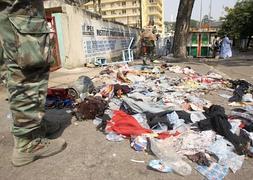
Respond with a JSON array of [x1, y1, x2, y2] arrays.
[[75, 96, 108, 120], [174, 111, 192, 124], [46, 88, 74, 109], [122, 96, 169, 114], [197, 105, 250, 155], [145, 110, 173, 129], [47, 88, 70, 99], [167, 111, 192, 129], [167, 112, 185, 130], [117, 71, 131, 83], [113, 84, 133, 98], [156, 131, 181, 140], [132, 113, 150, 129], [100, 84, 114, 99], [242, 106, 253, 115], [229, 80, 252, 102], [208, 137, 245, 173], [108, 98, 122, 110], [229, 79, 252, 90], [186, 152, 210, 167], [96, 114, 111, 132], [107, 110, 152, 137], [196, 163, 229, 180], [174, 131, 216, 155], [145, 110, 191, 130], [190, 111, 206, 123], [231, 110, 253, 122], [120, 101, 139, 115], [242, 93, 253, 102], [229, 86, 247, 102], [46, 97, 73, 109], [127, 92, 155, 102], [99, 68, 114, 75]]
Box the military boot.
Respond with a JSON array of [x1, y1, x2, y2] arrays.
[[12, 136, 66, 167], [142, 56, 147, 65], [41, 118, 61, 136]]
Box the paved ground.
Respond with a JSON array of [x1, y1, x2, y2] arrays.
[[0, 57, 253, 180]]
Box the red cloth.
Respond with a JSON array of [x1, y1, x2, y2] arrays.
[[108, 111, 152, 137], [47, 88, 69, 99], [157, 131, 180, 139], [107, 111, 181, 139]]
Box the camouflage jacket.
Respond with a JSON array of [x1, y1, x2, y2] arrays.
[[0, 0, 44, 17]]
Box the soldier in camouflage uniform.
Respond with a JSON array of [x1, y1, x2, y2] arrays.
[[0, 0, 66, 166]]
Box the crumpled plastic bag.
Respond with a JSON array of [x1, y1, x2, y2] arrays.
[[148, 160, 173, 173], [150, 138, 192, 176]]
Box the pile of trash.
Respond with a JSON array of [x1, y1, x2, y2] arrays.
[[47, 63, 253, 179]]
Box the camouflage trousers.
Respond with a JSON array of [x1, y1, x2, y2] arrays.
[[0, 0, 51, 137]]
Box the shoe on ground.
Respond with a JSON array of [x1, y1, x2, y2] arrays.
[[12, 136, 66, 167]]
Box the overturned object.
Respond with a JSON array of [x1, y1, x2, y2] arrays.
[[75, 96, 108, 120], [68, 76, 95, 99]]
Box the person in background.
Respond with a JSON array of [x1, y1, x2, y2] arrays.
[[220, 35, 232, 59], [0, 0, 66, 167], [212, 35, 220, 59], [165, 38, 171, 56], [141, 28, 156, 65]]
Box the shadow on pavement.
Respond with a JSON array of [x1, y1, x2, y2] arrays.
[[44, 108, 72, 138]]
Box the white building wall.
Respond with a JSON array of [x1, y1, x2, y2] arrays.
[[44, 1, 140, 68]]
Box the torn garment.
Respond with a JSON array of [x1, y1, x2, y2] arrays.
[[122, 97, 169, 114], [145, 110, 192, 129], [107, 110, 152, 137], [197, 105, 249, 155], [208, 137, 245, 173]]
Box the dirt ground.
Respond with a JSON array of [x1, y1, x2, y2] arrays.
[[0, 58, 253, 180]]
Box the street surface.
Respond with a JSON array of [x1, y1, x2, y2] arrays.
[[0, 57, 253, 180]]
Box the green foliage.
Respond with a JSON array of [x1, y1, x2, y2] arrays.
[[164, 21, 176, 32], [164, 19, 199, 33], [219, 0, 253, 39], [190, 19, 199, 28]]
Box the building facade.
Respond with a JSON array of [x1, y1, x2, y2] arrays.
[[44, 0, 140, 68], [82, 0, 164, 34]]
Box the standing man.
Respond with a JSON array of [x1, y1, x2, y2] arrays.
[[0, 0, 66, 166], [220, 35, 232, 59]]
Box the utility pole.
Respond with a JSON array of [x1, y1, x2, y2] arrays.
[[208, 0, 212, 29], [199, 0, 202, 29], [98, 0, 101, 14]]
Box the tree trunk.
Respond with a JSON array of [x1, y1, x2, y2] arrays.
[[93, 0, 96, 12], [173, 0, 195, 58]]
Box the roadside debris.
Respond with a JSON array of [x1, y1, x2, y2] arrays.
[[46, 63, 253, 178]]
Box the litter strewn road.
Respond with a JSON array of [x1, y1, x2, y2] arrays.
[[1, 58, 253, 180]]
